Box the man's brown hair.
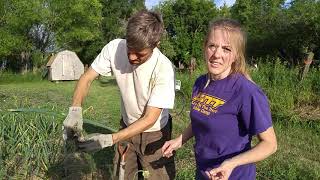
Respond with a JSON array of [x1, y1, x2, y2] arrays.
[[126, 10, 164, 51]]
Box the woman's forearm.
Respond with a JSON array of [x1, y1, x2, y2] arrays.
[[182, 123, 194, 145], [227, 127, 277, 167]]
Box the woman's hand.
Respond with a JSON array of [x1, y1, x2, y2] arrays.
[[205, 159, 236, 180], [161, 134, 183, 158]]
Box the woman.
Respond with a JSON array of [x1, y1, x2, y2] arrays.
[[162, 19, 277, 180]]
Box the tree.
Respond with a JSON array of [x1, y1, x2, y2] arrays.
[[231, 0, 286, 57], [49, 0, 103, 65], [0, 0, 148, 71], [159, 0, 218, 66], [231, 0, 320, 65], [100, 0, 145, 42], [0, 0, 50, 72], [219, 3, 232, 18], [280, 0, 320, 64]]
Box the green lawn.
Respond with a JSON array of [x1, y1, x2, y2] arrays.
[[1, 77, 319, 179]]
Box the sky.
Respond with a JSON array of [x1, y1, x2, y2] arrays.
[[145, 0, 292, 9], [145, 0, 236, 9]]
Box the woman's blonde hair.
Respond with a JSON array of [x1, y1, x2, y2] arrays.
[[204, 19, 251, 80]]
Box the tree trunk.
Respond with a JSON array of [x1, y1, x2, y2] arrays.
[[20, 51, 31, 74]]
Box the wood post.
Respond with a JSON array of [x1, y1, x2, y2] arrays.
[[189, 57, 196, 75], [301, 51, 314, 80]]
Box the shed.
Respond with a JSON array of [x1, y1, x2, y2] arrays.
[[46, 50, 84, 81]]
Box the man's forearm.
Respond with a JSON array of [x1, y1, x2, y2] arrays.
[[112, 106, 162, 144], [112, 117, 155, 143], [71, 68, 98, 106], [72, 77, 92, 106]]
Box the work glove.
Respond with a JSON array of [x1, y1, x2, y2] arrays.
[[77, 133, 113, 152], [63, 107, 83, 140]]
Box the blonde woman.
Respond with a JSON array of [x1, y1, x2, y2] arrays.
[[162, 19, 277, 180]]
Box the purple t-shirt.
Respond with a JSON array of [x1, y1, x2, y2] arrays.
[[190, 73, 272, 180]]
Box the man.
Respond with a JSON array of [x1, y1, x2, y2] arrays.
[[63, 10, 176, 180]]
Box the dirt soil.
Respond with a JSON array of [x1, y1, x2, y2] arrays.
[[294, 105, 320, 121]]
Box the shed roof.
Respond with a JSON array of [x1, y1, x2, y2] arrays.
[[46, 54, 57, 66], [46, 50, 80, 67]]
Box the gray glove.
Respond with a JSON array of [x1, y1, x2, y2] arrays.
[[63, 107, 83, 139], [77, 133, 113, 152]]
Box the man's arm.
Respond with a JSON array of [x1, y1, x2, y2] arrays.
[[72, 67, 99, 106], [111, 106, 162, 144], [77, 91, 164, 152], [63, 67, 100, 139]]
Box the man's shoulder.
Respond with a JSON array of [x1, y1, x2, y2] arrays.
[[103, 39, 127, 51], [155, 48, 173, 67], [101, 39, 126, 56], [109, 38, 125, 45], [107, 39, 127, 47]]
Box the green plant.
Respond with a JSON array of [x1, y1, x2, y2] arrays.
[[0, 112, 63, 178], [0, 70, 43, 84]]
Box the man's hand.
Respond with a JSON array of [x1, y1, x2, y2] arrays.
[[63, 107, 83, 139], [77, 133, 113, 152]]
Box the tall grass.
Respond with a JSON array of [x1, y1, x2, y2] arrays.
[[0, 112, 63, 179], [251, 59, 320, 116], [0, 70, 44, 84]]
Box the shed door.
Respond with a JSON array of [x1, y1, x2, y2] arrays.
[[62, 54, 75, 79]]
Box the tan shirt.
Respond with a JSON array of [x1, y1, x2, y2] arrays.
[[91, 39, 175, 132]]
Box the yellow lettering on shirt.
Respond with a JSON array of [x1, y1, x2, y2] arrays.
[[192, 92, 225, 116]]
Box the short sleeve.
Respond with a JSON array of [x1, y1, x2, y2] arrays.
[[148, 62, 175, 109], [192, 75, 207, 98], [239, 87, 273, 135], [91, 44, 112, 76]]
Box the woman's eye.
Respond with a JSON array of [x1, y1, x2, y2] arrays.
[[208, 44, 216, 50], [223, 47, 231, 52]]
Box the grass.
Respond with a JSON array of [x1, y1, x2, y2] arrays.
[[0, 70, 44, 84], [255, 117, 320, 179], [1, 112, 63, 179], [0, 79, 121, 179], [1, 61, 320, 179]]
